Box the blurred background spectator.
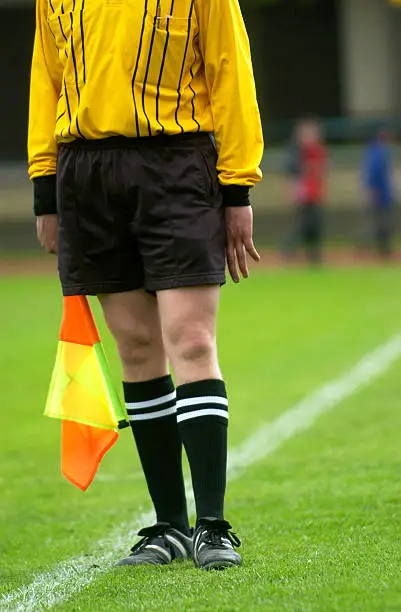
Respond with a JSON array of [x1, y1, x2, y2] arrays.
[[281, 117, 328, 264], [360, 127, 397, 257]]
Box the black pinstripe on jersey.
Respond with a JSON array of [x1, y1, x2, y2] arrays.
[[188, 31, 200, 132], [174, 0, 194, 132], [131, 0, 149, 136], [141, 0, 161, 136], [80, 0, 86, 83], [155, 0, 175, 134], [58, 15, 69, 58], [132, 0, 197, 136], [69, 12, 85, 138], [63, 78, 72, 138]]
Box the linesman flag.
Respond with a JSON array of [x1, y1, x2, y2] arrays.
[[45, 296, 128, 491]]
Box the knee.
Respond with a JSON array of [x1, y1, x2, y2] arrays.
[[115, 325, 160, 368], [166, 322, 215, 364]]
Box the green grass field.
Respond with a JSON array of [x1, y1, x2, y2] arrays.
[[1, 265, 400, 611]]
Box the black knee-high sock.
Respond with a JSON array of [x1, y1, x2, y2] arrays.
[[124, 375, 190, 535], [177, 379, 228, 522]]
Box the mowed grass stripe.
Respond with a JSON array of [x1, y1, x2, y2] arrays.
[[2, 334, 401, 611]]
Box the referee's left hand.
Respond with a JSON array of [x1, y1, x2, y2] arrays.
[[225, 206, 260, 283], [36, 214, 58, 255]]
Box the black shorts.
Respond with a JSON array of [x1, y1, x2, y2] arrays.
[[57, 133, 226, 295]]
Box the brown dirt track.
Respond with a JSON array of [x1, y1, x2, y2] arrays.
[[0, 256, 57, 276], [256, 249, 401, 269], [0, 249, 400, 277]]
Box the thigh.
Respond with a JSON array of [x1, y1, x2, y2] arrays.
[[57, 144, 143, 296], [99, 289, 162, 347], [136, 135, 226, 293], [157, 285, 220, 348]]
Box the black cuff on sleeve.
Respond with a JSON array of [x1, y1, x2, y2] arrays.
[[220, 185, 250, 207], [33, 175, 57, 216]]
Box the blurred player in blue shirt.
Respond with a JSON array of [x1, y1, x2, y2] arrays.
[[362, 128, 397, 256]]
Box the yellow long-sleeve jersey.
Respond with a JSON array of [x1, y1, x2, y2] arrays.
[[28, 0, 264, 188]]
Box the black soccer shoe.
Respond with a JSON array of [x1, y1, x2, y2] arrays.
[[117, 522, 193, 566], [193, 518, 242, 570]]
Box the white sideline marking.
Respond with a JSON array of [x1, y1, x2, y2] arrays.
[[228, 333, 401, 474], [2, 334, 401, 612]]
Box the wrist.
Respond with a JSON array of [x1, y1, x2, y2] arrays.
[[33, 175, 57, 216], [221, 185, 250, 207]]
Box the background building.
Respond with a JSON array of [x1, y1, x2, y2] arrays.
[[244, 0, 401, 141]]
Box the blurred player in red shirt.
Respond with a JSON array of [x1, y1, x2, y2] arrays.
[[283, 117, 328, 264]]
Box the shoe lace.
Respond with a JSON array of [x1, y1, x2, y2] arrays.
[[130, 522, 170, 554], [204, 525, 241, 549]]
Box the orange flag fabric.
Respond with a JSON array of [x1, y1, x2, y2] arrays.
[[45, 296, 128, 491], [61, 421, 118, 491]]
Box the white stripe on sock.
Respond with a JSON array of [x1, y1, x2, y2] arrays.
[[126, 390, 176, 411], [129, 406, 177, 421], [176, 396, 228, 409], [177, 408, 229, 423]]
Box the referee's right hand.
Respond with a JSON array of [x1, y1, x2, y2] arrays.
[[36, 214, 58, 255]]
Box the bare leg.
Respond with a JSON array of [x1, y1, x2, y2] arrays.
[[158, 285, 227, 522], [100, 290, 189, 532], [99, 290, 167, 382], [157, 285, 221, 386]]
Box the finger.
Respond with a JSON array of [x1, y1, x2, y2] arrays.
[[245, 239, 260, 263], [226, 241, 239, 283], [235, 241, 248, 279], [44, 240, 53, 252]]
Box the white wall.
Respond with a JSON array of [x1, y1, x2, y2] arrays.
[[340, 0, 401, 117]]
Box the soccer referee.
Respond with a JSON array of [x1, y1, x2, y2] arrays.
[[28, 0, 263, 570]]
